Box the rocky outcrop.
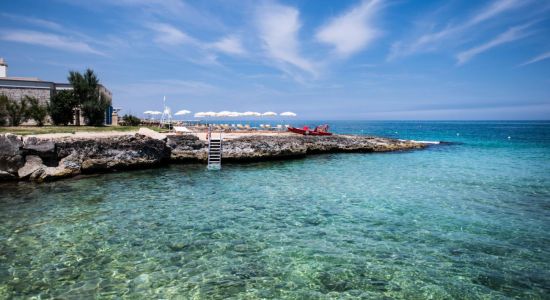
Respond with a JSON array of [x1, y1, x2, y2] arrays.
[[0, 131, 428, 183], [220, 135, 425, 161], [138, 127, 167, 141], [17, 155, 43, 179], [167, 135, 207, 161], [0, 134, 171, 182], [56, 135, 170, 173], [0, 134, 24, 178]]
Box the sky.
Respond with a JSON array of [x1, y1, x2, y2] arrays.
[[1, 0, 549, 120]]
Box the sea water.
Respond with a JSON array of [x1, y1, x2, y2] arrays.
[[0, 121, 549, 299]]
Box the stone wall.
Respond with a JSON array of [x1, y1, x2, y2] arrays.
[[0, 87, 51, 105]]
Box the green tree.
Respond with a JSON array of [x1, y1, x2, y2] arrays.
[[68, 69, 109, 126], [49, 90, 76, 125], [0, 94, 8, 126], [6, 97, 28, 126], [25, 96, 48, 126], [122, 114, 141, 126]]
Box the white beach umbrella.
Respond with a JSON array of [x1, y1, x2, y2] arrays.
[[242, 111, 261, 117], [280, 111, 297, 117], [215, 111, 232, 117], [262, 111, 277, 116], [194, 111, 217, 118], [175, 109, 191, 116]]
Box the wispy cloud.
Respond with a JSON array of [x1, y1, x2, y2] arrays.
[[316, 0, 381, 57], [388, 0, 524, 60], [0, 13, 64, 31], [0, 30, 103, 55], [519, 51, 550, 66], [146, 22, 196, 46], [208, 36, 246, 55], [456, 23, 532, 65], [256, 2, 316, 76]]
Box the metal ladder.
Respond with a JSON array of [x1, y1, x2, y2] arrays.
[[207, 127, 222, 169]]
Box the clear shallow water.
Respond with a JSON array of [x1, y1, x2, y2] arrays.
[[1, 121, 549, 299]]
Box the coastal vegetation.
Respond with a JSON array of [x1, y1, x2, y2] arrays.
[[26, 96, 49, 126], [68, 69, 109, 126], [5, 95, 28, 126], [0, 125, 160, 136], [0, 94, 8, 126], [122, 114, 141, 126], [0, 68, 111, 127], [49, 90, 76, 125]]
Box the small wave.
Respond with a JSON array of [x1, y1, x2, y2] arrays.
[[399, 139, 441, 145]]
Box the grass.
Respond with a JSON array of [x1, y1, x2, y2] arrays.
[[0, 126, 164, 136]]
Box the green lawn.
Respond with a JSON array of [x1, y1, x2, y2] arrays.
[[0, 126, 164, 136]]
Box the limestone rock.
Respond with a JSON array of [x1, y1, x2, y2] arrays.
[[137, 127, 166, 141], [0, 170, 16, 180], [33, 152, 81, 182], [167, 134, 207, 161], [55, 135, 170, 173], [0, 134, 22, 156], [0, 134, 24, 176], [22, 137, 55, 153], [18, 155, 44, 179]]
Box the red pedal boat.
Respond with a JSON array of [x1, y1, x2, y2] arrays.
[[288, 125, 332, 136]]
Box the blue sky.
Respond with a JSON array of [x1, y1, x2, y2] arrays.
[[1, 0, 549, 120]]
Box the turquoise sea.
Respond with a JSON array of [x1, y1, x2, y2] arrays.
[[1, 121, 549, 299]]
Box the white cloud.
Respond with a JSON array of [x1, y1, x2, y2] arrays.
[[456, 24, 531, 65], [0, 13, 64, 31], [256, 3, 316, 76], [146, 23, 196, 46], [389, 0, 523, 60], [0, 30, 103, 55], [316, 0, 381, 57], [209, 36, 246, 55], [467, 0, 522, 26], [519, 51, 550, 66]]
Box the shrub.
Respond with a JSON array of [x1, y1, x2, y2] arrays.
[[49, 90, 76, 125], [0, 94, 8, 126], [122, 114, 141, 126], [6, 97, 28, 126], [25, 96, 48, 126]]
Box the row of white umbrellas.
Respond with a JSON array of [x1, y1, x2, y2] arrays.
[[143, 110, 297, 118]]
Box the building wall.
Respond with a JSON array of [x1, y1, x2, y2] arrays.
[[0, 87, 51, 105]]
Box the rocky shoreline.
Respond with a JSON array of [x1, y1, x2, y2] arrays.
[[0, 131, 428, 182]]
